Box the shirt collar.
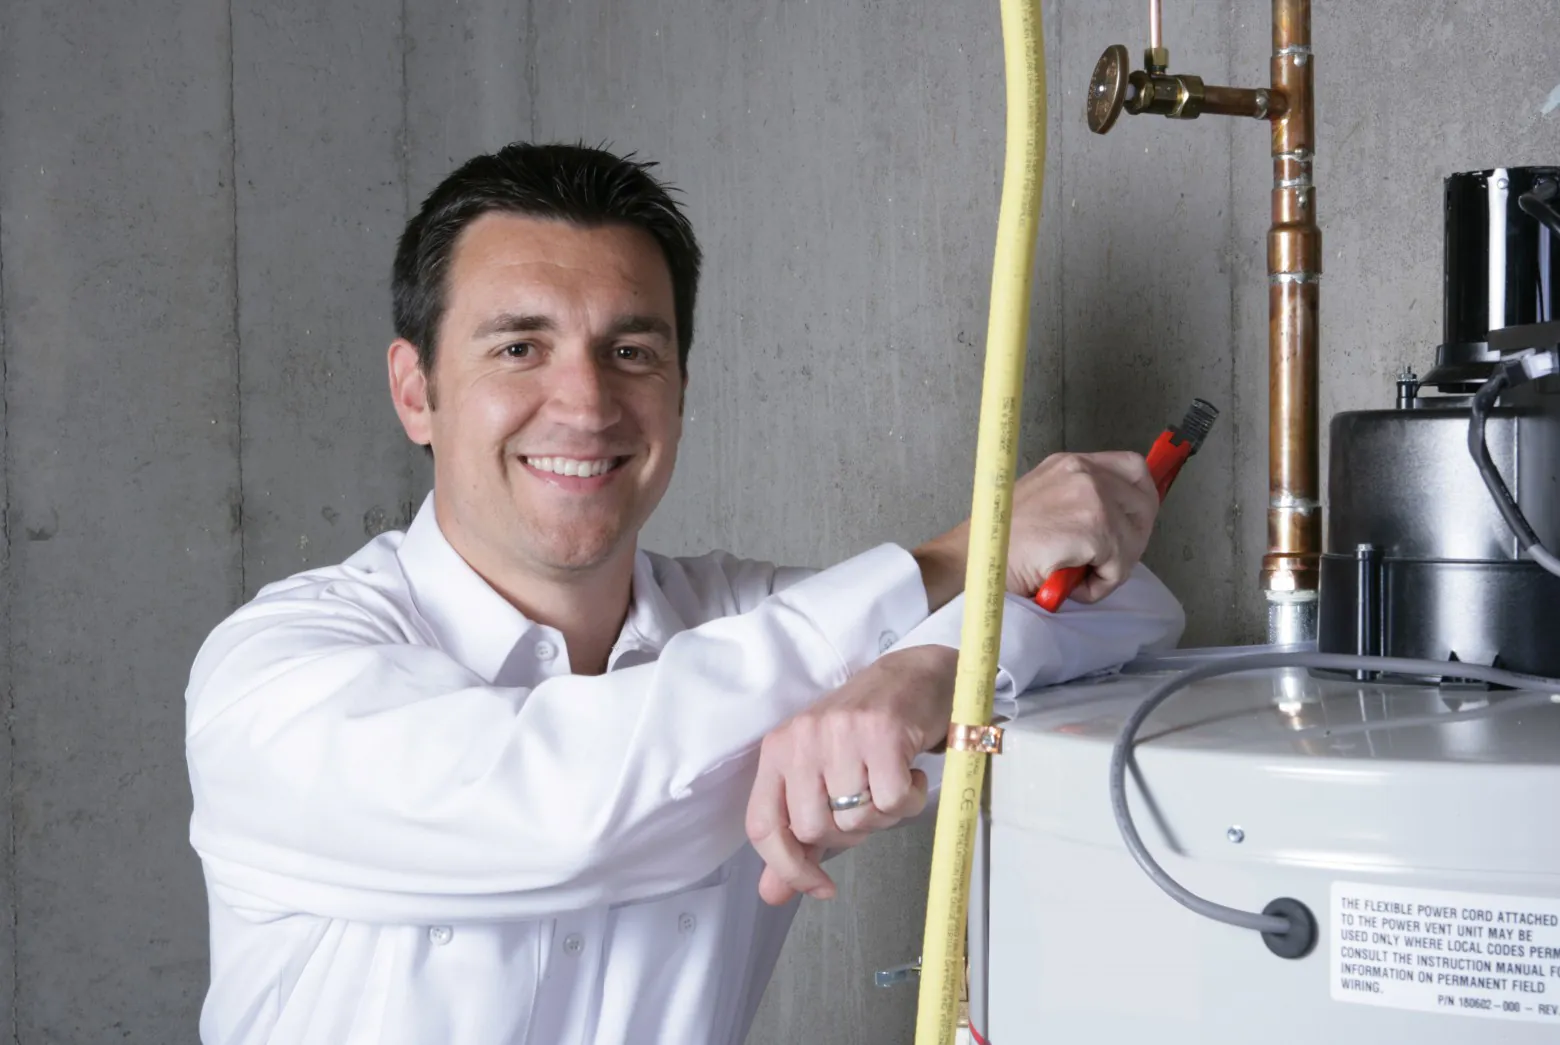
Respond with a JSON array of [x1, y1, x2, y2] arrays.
[[396, 492, 689, 679], [397, 493, 534, 683], [614, 551, 687, 664]]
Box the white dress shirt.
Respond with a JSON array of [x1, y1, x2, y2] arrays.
[[185, 493, 1184, 1044]]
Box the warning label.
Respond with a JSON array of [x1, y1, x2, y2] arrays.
[[1332, 881, 1560, 1024]]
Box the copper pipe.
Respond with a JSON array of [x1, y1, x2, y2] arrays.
[[1144, 0, 1168, 73], [1202, 84, 1285, 120], [1263, 0, 1321, 637]]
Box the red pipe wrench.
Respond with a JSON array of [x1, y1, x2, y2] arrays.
[[1034, 398, 1219, 612]]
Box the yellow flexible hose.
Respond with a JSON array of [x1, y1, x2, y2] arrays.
[[914, 1, 1047, 1042]]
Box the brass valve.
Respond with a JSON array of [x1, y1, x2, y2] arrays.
[[1086, 42, 1283, 135], [1129, 67, 1208, 120]]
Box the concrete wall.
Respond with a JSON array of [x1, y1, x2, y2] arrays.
[[0, 0, 1555, 1041]]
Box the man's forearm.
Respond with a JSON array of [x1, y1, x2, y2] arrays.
[[911, 521, 969, 613]]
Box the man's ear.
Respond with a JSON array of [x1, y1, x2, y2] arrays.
[[388, 339, 434, 447]]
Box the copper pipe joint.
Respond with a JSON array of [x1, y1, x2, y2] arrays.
[[1203, 84, 1285, 120]]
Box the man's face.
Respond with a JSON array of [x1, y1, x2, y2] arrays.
[[392, 213, 685, 580]]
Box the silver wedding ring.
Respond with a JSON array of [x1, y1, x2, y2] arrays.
[[829, 789, 872, 812]]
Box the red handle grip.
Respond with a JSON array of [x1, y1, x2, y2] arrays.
[[1034, 565, 1087, 612], [1031, 429, 1196, 612], [1145, 436, 1191, 499]]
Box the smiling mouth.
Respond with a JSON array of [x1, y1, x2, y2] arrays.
[[521, 455, 627, 478]]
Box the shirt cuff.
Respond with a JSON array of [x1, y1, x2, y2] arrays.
[[887, 562, 1186, 702], [887, 592, 1031, 700]]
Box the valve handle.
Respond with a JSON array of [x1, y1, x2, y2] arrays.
[[1087, 44, 1131, 134]]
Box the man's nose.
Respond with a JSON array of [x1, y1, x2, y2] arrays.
[[546, 353, 622, 431]]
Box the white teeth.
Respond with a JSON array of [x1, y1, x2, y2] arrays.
[[526, 456, 618, 478]]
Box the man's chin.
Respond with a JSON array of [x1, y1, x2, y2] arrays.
[[527, 531, 631, 575]]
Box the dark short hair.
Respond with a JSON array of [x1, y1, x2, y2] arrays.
[[392, 142, 702, 379]]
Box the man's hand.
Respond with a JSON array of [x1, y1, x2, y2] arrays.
[[913, 450, 1160, 609], [1006, 450, 1160, 603], [745, 645, 958, 906]]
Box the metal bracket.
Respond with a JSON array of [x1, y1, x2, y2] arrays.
[[947, 722, 1004, 754], [874, 956, 922, 988], [874, 955, 972, 1033]]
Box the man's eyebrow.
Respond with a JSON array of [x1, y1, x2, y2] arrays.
[[472, 312, 555, 339], [469, 313, 673, 342], [604, 315, 674, 341]]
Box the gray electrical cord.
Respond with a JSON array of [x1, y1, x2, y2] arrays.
[[1466, 194, 1560, 576], [1518, 189, 1560, 239], [1527, 542, 1560, 578], [1111, 650, 1560, 938], [1467, 358, 1560, 580]]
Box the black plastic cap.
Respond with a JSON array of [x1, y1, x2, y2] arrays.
[[1261, 898, 1318, 960]]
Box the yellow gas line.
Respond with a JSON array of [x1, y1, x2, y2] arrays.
[[914, 0, 1047, 1042]]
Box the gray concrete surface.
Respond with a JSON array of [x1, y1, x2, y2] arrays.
[[404, 0, 532, 203], [233, 0, 425, 589], [0, 0, 1556, 1042], [1, 1, 242, 1040], [0, 88, 11, 1041]]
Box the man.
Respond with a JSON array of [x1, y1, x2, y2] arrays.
[[185, 142, 1183, 1044]]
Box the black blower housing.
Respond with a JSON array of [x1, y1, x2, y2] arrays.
[[1423, 166, 1560, 389], [1318, 166, 1560, 677]]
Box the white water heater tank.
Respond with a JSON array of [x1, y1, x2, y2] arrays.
[[985, 658, 1560, 1043]]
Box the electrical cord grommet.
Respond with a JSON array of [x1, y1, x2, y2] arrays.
[[1260, 898, 1317, 959]]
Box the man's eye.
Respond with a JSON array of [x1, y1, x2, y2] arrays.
[[615, 345, 647, 362], [503, 342, 533, 358]]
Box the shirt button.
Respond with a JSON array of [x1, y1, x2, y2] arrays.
[[878, 630, 899, 653], [678, 913, 697, 935], [535, 640, 558, 660], [563, 933, 584, 956], [428, 926, 453, 946]]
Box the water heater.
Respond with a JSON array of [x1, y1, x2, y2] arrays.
[[979, 168, 1560, 1042]]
